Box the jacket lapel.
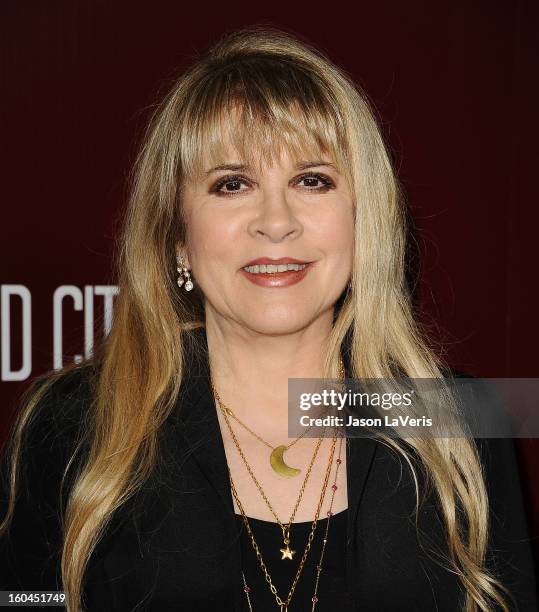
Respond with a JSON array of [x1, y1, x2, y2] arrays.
[[174, 338, 237, 517], [345, 435, 378, 565]]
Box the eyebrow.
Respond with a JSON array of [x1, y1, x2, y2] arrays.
[[204, 160, 337, 175]]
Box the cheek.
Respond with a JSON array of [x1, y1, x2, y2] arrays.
[[313, 207, 355, 264], [186, 207, 242, 269]]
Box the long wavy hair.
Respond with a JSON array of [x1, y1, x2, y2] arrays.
[[1, 26, 512, 611]]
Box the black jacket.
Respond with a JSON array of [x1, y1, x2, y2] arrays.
[[1, 330, 537, 611]]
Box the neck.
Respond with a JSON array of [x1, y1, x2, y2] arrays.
[[204, 309, 335, 435]]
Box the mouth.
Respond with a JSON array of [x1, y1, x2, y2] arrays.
[[239, 258, 314, 288], [242, 262, 309, 274], [241, 257, 311, 272]]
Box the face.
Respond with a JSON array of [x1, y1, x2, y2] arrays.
[[179, 144, 355, 336]]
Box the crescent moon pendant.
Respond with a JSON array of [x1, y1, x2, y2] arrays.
[[270, 445, 301, 477]]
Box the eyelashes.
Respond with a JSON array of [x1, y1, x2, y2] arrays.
[[209, 172, 336, 197]]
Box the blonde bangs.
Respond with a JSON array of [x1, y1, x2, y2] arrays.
[[178, 56, 351, 182]]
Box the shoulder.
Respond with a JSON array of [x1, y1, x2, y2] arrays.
[[21, 364, 97, 447], [427, 368, 537, 605], [0, 365, 98, 590], [3, 363, 98, 500], [29, 362, 97, 416]]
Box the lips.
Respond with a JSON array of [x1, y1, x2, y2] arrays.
[[239, 258, 315, 288], [242, 257, 310, 267]]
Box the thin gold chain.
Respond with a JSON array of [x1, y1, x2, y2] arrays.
[[211, 357, 344, 451], [215, 391, 325, 530], [219, 402, 310, 451], [229, 434, 337, 609], [210, 358, 346, 609], [241, 436, 345, 612]]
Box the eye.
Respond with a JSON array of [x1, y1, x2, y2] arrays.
[[210, 174, 251, 196], [209, 171, 336, 197], [294, 172, 336, 191]]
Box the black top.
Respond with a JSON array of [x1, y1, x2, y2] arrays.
[[236, 509, 348, 611], [0, 329, 537, 610]]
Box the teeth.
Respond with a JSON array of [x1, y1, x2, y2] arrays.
[[243, 263, 308, 273]]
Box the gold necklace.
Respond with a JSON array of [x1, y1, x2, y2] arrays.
[[229, 434, 338, 611], [216, 393, 326, 559], [212, 357, 346, 558], [210, 358, 345, 478], [241, 436, 345, 612]]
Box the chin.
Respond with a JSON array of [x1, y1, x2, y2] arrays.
[[241, 310, 315, 337]]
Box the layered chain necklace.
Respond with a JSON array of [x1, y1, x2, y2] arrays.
[[212, 359, 345, 479], [235, 436, 344, 612], [210, 359, 346, 611], [219, 400, 313, 478]]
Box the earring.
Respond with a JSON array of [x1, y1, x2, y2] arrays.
[[176, 255, 194, 291]]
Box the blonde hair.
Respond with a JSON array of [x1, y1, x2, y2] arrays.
[[1, 26, 512, 611]]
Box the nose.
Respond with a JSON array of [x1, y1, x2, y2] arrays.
[[247, 188, 303, 242]]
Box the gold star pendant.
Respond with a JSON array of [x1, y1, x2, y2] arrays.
[[280, 545, 295, 560]]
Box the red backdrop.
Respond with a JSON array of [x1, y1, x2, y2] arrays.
[[1, 0, 538, 575]]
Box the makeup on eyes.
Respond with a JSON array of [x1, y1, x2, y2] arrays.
[[209, 172, 336, 196]]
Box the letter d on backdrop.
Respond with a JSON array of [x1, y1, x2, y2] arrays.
[[1, 285, 32, 381]]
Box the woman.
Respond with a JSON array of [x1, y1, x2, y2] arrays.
[[0, 26, 536, 612]]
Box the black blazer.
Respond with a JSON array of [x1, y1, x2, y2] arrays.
[[1, 330, 537, 611]]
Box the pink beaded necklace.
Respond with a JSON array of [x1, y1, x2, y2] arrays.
[[241, 434, 345, 611]]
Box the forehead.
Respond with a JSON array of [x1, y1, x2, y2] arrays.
[[181, 102, 344, 182], [197, 142, 336, 176]]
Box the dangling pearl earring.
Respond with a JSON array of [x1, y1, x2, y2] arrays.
[[176, 255, 194, 291]]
